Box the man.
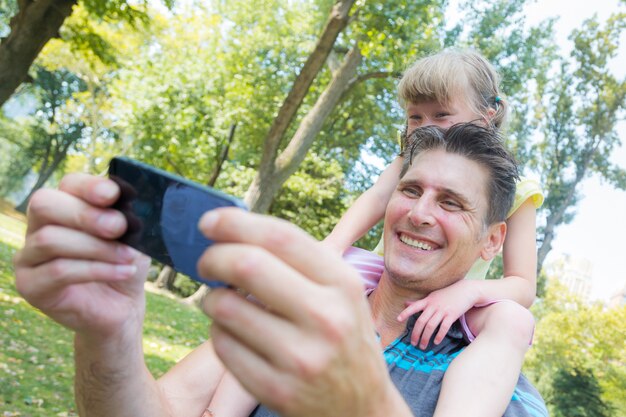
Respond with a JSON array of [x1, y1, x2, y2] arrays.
[[13, 123, 547, 417]]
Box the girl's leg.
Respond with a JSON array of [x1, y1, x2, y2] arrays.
[[433, 302, 534, 417], [207, 371, 259, 417]]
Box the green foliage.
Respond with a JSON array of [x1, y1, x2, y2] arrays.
[[525, 280, 626, 416], [60, 6, 121, 68], [270, 152, 348, 240], [485, 253, 503, 280], [0, 0, 16, 36], [173, 273, 201, 298], [0, 67, 87, 201], [550, 367, 614, 417]]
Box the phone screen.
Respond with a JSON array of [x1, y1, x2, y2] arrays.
[[108, 157, 247, 287]]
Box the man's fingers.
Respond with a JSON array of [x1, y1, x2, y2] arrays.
[[26, 187, 127, 239], [16, 225, 137, 267], [199, 209, 361, 288], [15, 258, 138, 303], [210, 324, 292, 413], [58, 173, 121, 206], [198, 243, 324, 322], [204, 288, 302, 367]]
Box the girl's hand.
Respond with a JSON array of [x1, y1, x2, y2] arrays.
[[397, 280, 479, 349]]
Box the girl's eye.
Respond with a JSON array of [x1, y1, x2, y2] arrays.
[[435, 113, 450, 118], [409, 114, 422, 121]]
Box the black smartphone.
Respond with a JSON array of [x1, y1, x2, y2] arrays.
[[108, 156, 248, 287]]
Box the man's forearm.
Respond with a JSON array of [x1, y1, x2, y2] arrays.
[[74, 331, 171, 417]]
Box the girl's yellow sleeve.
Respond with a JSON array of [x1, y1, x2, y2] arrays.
[[466, 177, 544, 280]]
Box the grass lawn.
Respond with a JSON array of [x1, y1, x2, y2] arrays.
[[0, 203, 211, 416]]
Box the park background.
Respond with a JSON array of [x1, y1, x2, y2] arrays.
[[1, 0, 625, 416]]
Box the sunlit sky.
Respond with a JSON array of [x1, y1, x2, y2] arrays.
[[523, 0, 626, 301]]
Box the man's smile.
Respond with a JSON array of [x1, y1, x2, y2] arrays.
[[399, 233, 436, 251]]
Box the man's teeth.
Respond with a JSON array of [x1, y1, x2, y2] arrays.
[[400, 235, 433, 250]]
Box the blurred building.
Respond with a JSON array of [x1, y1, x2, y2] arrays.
[[545, 253, 593, 302], [608, 283, 626, 308]]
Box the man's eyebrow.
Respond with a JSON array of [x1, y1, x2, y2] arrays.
[[398, 178, 474, 206], [440, 187, 473, 207]]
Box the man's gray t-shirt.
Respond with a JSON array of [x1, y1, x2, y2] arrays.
[[249, 315, 548, 417]]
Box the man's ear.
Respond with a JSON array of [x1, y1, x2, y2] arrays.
[[480, 222, 506, 261]]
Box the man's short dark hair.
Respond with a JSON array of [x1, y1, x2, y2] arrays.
[[401, 123, 519, 226]]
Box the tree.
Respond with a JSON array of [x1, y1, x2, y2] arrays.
[[524, 280, 626, 416], [0, 0, 173, 107], [531, 11, 626, 273], [1, 66, 88, 212], [1, 5, 127, 210], [550, 367, 613, 417], [242, 0, 356, 212]]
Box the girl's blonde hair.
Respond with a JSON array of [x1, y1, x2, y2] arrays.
[[398, 49, 508, 128]]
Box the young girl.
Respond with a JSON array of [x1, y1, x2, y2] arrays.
[[204, 49, 543, 417]]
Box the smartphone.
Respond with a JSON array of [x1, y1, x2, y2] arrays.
[[108, 156, 248, 287]]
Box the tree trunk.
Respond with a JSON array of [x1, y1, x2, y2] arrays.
[[0, 0, 77, 106], [155, 265, 177, 291], [207, 123, 237, 187], [245, 46, 362, 212], [15, 150, 66, 213], [244, 0, 355, 212], [536, 156, 592, 274], [183, 283, 211, 307]]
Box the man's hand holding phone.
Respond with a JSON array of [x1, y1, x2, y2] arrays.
[[13, 173, 151, 340], [108, 157, 248, 287], [14, 157, 246, 338]]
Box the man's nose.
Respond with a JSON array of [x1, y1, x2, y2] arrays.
[[408, 196, 436, 227]]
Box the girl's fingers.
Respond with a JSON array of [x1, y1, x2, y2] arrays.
[[398, 300, 424, 322], [411, 308, 435, 346], [433, 316, 456, 345], [419, 312, 443, 349]]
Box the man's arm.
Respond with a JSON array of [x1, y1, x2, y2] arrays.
[[197, 208, 413, 417]]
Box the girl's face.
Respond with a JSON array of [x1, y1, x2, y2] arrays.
[[406, 99, 484, 135]]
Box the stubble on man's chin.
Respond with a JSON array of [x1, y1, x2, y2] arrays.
[[382, 257, 468, 297], [381, 263, 435, 296]]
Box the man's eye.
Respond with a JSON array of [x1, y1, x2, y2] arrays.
[[402, 187, 421, 197], [441, 200, 461, 210]]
